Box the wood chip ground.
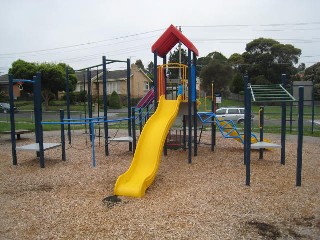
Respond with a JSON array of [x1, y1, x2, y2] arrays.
[[0, 130, 319, 239]]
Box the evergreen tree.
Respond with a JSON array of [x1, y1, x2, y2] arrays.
[[109, 91, 121, 109]]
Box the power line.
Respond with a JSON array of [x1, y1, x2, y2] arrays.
[[61, 46, 150, 64], [0, 28, 164, 56], [301, 55, 320, 58], [182, 22, 320, 28], [0, 35, 157, 59]]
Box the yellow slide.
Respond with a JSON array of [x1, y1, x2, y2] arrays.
[[114, 95, 181, 198]]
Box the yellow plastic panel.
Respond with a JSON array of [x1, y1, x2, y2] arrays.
[[114, 95, 181, 197]]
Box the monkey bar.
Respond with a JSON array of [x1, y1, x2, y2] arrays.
[[249, 84, 295, 102]]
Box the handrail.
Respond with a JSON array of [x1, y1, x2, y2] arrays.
[[136, 87, 155, 109], [197, 112, 258, 144]]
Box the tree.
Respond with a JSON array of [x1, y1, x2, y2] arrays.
[[241, 38, 301, 83], [206, 51, 228, 62], [200, 60, 233, 97], [230, 73, 244, 94], [146, 61, 154, 81], [147, 61, 154, 73], [304, 62, 320, 83], [37, 63, 65, 110], [109, 91, 121, 109], [304, 62, 320, 100], [197, 51, 227, 76], [228, 53, 245, 71], [168, 47, 188, 79], [9, 60, 76, 110], [135, 59, 144, 70], [297, 63, 306, 72], [196, 56, 211, 77], [9, 59, 37, 93]]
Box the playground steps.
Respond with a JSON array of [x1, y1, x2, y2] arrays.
[[198, 111, 277, 145]]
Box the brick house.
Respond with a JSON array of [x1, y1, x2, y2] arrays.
[[75, 64, 152, 99]]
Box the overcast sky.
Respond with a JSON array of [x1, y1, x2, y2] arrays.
[[1, 0, 319, 74]]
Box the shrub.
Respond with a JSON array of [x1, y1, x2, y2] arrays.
[[62, 90, 88, 104], [109, 91, 121, 109]]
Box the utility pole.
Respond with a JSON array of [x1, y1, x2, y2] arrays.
[[178, 26, 182, 80]]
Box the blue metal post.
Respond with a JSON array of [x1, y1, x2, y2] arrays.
[[163, 55, 168, 156], [90, 121, 96, 167], [211, 97, 215, 151], [163, 55, 167, 99], [183, 115, 186, 150], [33, 75, 40, 151], [187, 49, 192, 164], [211, 81, 216, 151], [127, 58, 132, 152], [60, 109, 66, 161], [289, 81, 293, 133], [259, 106, 264, 160], [281, 74, 286, 165], [132, 107, 136, 153], [311, 80, 315, 134], [192, 59, 198, 157], [139, 108, 142, 133], [244, 75, 251, 185], [35, 72, 45, 168], [243, 75, 249, 165], [65, 67, 71, 144], [102, 56, 109, 156], [153, 52, 158, 108], [146, 105, 149, 122], [8, 75, 17, 165], [87, 69, 93, 140], [83, 71, 88, 134], [296, 87, 304, 186]]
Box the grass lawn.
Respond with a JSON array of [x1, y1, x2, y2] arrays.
[[1, 99, 319, 137], [198, 97, 320, 120]]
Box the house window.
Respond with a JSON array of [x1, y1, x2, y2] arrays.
[[144, 82, 149, 91], [107, 82, 119, 94]]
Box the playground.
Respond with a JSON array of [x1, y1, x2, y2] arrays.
[[1, 24, 320, 238], [0, 130, 319, 239]]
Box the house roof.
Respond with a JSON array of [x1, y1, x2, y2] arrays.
[[0, 74, 9, 83], [151, 24, 199, 58], [137, 68, 153, 82], [0, 74, 9, 87], [75, 65, 153, 84], [108, 70, 127, 79], [75, 69, 128, 82]]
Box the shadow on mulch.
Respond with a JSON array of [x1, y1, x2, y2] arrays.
[[246, 220, 281, 239], [102, 195, 122, 208]]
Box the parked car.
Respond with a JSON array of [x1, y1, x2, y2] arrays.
[[0, 102, 18, 113], [215, 107, 253, 124]]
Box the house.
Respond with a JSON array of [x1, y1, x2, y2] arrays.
[[0, 74, 21, 99], [75, 64, 152, 99]]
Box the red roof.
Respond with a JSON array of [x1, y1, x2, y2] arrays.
[[151, 25, 199, 58]]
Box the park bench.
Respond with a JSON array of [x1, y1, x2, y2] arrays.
[[0, 130, 33, 140]]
